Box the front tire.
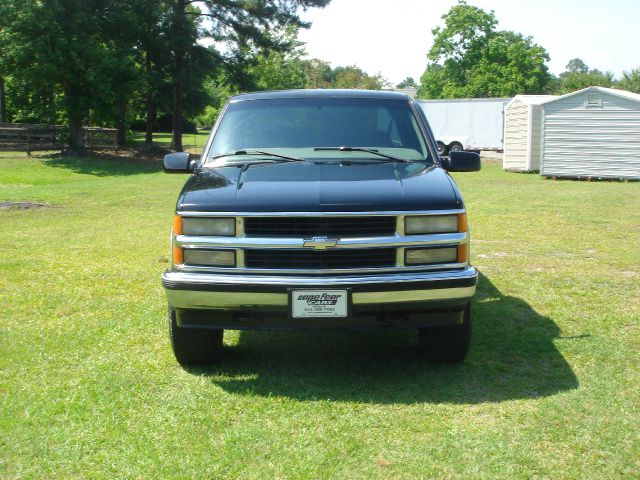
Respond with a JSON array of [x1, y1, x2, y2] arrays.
[[436, 141, 448, 156], [169, 305, 223, 365], [418, 303, 471, 363]]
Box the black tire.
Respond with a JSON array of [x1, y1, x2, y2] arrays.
[[436, 141, 448, 156], [448, 141, 463, 153], [169, 305, 223, 365], [418, 303, 471, 363]]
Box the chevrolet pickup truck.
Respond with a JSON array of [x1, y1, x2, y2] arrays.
[[162, 89, 481, 365]]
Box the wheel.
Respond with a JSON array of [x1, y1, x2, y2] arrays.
[[418, 303, 471, 363], [436, 141, 448, 156], [448, 141, 463, 153], [168, 305, 224, 365]]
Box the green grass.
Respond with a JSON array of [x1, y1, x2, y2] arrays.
[[132, 131, 210, 154], [1, 152, 639, 479]]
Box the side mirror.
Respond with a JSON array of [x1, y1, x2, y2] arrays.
[[442, 151, 481, 172], [163, 152, 194, 173]]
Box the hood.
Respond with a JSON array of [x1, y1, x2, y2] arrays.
[[177, 160, 462, 212]]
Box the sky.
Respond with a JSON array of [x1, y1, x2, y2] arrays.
[[297, 0, 640, 86]]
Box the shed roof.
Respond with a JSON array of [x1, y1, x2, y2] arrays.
[[507, 95, 557, 107], [540, 86, 640, 105]]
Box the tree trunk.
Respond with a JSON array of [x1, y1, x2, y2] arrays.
[[172, 53, 183, 151], [170, 0, 186, 152], [48, 86, 55, 126], [64, 84, 87, 155], [116, 91, 127, 146], [145, 95, 156, 145], [0, 77, 7, 123], [68, 114, 86, 155], [144, 53, 155, 145]]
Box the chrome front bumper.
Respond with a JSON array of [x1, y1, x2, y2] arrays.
[[162, 267, 478, 310]]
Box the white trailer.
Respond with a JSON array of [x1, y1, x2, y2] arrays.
[[418, 98, 511, 155]]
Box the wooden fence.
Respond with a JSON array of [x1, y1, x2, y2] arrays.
[[0, 123, 118, 153]]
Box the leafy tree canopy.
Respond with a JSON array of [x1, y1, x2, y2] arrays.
[[396, 77, 417, 89], [554, 58, 614, 93], [332, 66, 388, 90], [417, 1, 551, 99], [618, 67, 640, 94]]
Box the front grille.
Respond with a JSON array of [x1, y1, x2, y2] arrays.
[[244, 248, 397, 269], [243, 216, 396, 238]]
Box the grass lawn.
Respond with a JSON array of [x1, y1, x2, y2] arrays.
[[1, 152, 638, 478], [132, 131, 210, 154]]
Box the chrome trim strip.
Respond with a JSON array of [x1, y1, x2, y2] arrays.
[[168, 290, 287, 308], [175, 262, 467, 275], [163, 267, 477, 287], [235, 217, 245, 237], [395, 215, 403, 236], [354, 286, 476, 304], [176, 209, 465, 217], [175, 232, 467, 249], [235, 249, 245, 269], [166, 286, 476, 309], [396, 246, 406, 267]]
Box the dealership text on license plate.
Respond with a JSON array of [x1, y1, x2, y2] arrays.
[[291, 289, 348, 318]]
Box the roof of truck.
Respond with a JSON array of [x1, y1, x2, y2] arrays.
[[230, 89, 411, 101]]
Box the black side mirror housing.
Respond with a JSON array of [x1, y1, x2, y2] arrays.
[[163, 152, 194, 173], [442, 151, 481, 172]]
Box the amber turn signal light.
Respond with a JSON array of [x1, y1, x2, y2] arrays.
[[457, 213, 468, 233], [457, 243, 468, 263], [172, 215, 184, 264], [172, 245, 184, 265], [173, 215, 183, 235]]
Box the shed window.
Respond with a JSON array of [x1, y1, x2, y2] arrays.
[[585, 94, 602, 108]]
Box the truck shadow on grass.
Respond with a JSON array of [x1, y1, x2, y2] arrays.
[[191, 273, 579, 404]]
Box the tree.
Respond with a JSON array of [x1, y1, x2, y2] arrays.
[[416, 64, 446, 99], [0, 77, 6, 122], [132, 0, 173, 145], [566, 58, 588, 74], [618, 67, 640, 94], [100, 0, 147, 146], [0, 0, 146, 153], [0, 0, 330, 152], [0, 74, 63, 125], [396, 77, 417, 89], [304, 59, 336, 88], [555, 58, 613, 93], [166, 0, 331, 151], [418, 1, 551, 98], [332, 66, 387, 90], [245, 26, 308, 91]]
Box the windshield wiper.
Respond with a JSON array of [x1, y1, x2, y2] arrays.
[[211, 149, 305, 162], [313, 146, 410, 163]]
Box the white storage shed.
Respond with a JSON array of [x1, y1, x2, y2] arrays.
[[539, 87, 640, 179], [503, 95, 556, 171]]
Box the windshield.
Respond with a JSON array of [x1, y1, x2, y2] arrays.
[[207, 97, 431, 165]]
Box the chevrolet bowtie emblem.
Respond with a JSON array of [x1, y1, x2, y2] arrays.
[[303, 236, 338, 251]]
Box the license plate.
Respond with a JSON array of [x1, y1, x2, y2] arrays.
[[290, 289, 349, 318]]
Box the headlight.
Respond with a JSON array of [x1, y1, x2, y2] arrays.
[[405, 247, 458, 265], [405, 215, 459, 234], [183, 249, 236, 267], [182, 217, 236, 236]]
